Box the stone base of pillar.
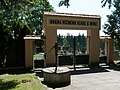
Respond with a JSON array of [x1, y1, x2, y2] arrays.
[[89, 62, 99, 67]]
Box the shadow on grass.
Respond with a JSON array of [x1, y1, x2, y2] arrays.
[[0, 79, 20, 90], [0, 67, 33, 75]]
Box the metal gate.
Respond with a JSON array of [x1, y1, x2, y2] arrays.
[[57, 35, 89, 66]]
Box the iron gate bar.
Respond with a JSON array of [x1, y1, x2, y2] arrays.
[[73, 36, 76, 71]]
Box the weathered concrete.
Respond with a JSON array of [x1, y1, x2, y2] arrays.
[[44, 65, 120, 90], [43, 12, 101, 67], [42, 67, 70, 87]]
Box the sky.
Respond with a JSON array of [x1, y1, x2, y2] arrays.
[[48, 0, 115, 36]]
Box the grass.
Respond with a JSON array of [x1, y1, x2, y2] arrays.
[[0, 73, 46, 90], [33, 53, 44, 60]]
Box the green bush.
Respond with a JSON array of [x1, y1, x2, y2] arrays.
[[6, 21, 32, 67], [0, 21, 12, 67], [12, 20, 31, 40], [0, 20, 32, 67]]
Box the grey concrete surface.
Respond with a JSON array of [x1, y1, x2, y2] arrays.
[[36, 64, 120, 90]]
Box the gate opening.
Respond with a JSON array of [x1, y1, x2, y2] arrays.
[[99, 38, 106, 63], [57, 30, 89, 66], [33, 39, 44, 68]]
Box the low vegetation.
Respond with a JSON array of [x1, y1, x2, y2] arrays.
[[0, 73, 45, 90], [33, 53, 44, 60]]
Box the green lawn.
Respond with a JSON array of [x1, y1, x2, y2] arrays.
[[33, 53, 44, 60], [0, 73, 46, 90]]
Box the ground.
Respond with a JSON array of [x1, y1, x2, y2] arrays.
[[37, 64, 120, 90], [0, 68, 46, 90]]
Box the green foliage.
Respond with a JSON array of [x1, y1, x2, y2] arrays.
[[12, 21, 31, 40], [0, 0, 54, 67], [103, 0, 120, 49], [101, 0, 113, 8], [25, 0, 54, 34], [0, 0, 54, 34], [0, 21, 11, 43], [57, 33, 86, 54], [77, 34, 86, 51], [0, 0, 31, 25], [0, 73, 45, 90], [57, 34, 64, 46], [59, 0, 70, 8], [100, 39, 105, 50], [0, 20, 32, 67], [0, 21, 12, 67], [59, 0, 114, 8], [63, 38, 68, 46]]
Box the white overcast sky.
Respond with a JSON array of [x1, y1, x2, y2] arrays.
[[48, 0, 115, 36]]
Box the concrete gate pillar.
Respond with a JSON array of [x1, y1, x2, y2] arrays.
[[25, 39, 33, 69], [87, 29, 99, 66], [105, 38, 114, 64], [44, 27, 57, 67]]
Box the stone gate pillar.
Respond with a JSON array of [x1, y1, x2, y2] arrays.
[[24, 39, 33, 69], [44, 27, 57, 67], [105, 38, 114, 64], [87, 29, 99, 66]]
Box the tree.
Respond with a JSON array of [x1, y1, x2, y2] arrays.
[[0, 0, 54, 34], [25, 0, 54, 34], [101, 0, 114, 8], [0, 20, 32, 67], [8, 21, 31, 67], [76, 34, 86, 53], [0, 0, 30, 25], [0, 0, 54, 58], [59, 0, 70, 8], [59, 0, 114, 8], [103, 0, 120, 49], [0, 21, 12, 67], [100, 39, 105, 50], [57, 34, 64, 46]]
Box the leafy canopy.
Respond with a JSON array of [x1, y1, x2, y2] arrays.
[[58, 0, 114, 8], [0, 0, 54, 34], [103, 0, 120, 49]]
